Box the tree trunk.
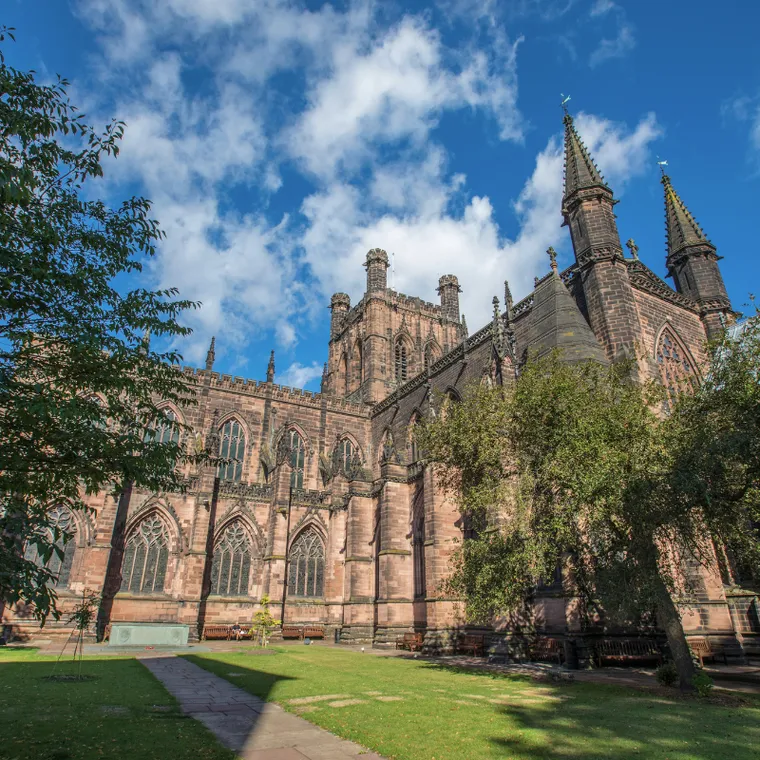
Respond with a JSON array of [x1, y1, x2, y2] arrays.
[[652, 572, 696, 691]]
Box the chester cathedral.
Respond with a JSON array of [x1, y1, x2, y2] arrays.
[[6, 111, 758, 661]]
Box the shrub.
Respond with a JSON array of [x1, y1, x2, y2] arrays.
[[692, 672, 714, 697], [655, 662, 679, 687]]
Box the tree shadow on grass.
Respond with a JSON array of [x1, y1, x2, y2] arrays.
[[0, 656, 237, 760], [418, 659, 760, 760]]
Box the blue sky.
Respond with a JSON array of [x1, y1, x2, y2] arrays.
[[7, 0, 760, 389]]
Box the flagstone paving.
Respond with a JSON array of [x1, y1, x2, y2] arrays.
[[141, 655, 385, 760]]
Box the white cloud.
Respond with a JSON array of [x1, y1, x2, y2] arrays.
[[590, 0, 615, 17], [288, 16, 524, 179], [279, 361, 325, 390], [589, 23, 635, 67]]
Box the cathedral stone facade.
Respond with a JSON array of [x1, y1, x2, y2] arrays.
[[6, 112, 758, 658]]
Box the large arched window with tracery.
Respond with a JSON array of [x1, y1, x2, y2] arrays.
[[210, 522, 253, 596], [219, 419, 246, 482], [655, 327, 698, 410], [288, 429, 306, 488], [395, 341, 408, 382], [120, 515, 170, 594], [287, 529, 325, 597], [25, 506, 77, 589]]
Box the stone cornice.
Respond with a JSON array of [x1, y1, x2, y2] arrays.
[[219, 481, 274, 501], [626, 260, 701, 313]]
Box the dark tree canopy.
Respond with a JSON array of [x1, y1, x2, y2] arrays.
[[0, 29, 204, 621]]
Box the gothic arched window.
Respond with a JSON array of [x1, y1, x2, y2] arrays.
[[354, 341, 363, 385], [395, 341, 408, 382], [334, 437, 355, 477], [288, 429, 306, 489], [25, 506, 77, 589], [655, 328, 697, 411], [412, 489, 426, 599], [148, 408, 179, 445], [210, 522, 253, 596], [219, 419, 245, 482], [408, 414, 421, 463], [120, 515, 170, 594], [342, 353, 349, 395], [287, 529, 325, 597]]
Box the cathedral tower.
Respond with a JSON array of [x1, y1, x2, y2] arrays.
[[661, 172, 732, 339], [561, 109, 644, 365]]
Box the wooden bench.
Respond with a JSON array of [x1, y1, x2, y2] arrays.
[[457, 634, 485, 657], [202, 625, 231, 641], [281, 626, 303, 640], [396, 632, 424, 651], [303, 625, 325, 640], [689, 637, 728, 667], [529, 637, 563, 665], [230, 625, 252, 641], [596, 638, 662, 667]]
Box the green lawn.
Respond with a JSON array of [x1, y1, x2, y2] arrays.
[[187, 646, 760, 760], [0, 648, 235, 760]]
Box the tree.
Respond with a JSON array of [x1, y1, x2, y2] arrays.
[[0, 29, 204, 622], [419, 353, 717, 690], [666, 307, 760, 590], [251, 594, 279, 648]]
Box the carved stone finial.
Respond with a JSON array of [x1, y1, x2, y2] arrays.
[[534, 276, 540, 287], [547, 246, 558, 272], [625, 238, 639, 260], [320, 362, 328, 393], [461, 313, 468, 338], [266, 350, 275, 383], [205, 336, 216, 371], [504, 280, 513, 313]]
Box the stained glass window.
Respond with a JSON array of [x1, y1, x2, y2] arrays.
[[210, 522, 252, 596], [655, 328, 697, 411], [120, 515, 170, 594], [287, 529, 325, 597], [24, 506, 77, 589], [395, 342, 408, 382], [219, 419, 245, 482], [288, 429, 305, 489]]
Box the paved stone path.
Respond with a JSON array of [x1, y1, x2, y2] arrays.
[[141, 655, 385, 760]]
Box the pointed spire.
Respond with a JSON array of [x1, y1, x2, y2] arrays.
[[661, 172, 713, 258], [562, 110, 610, 203], [205, 336, 216, 371], [460, 313, 468, 338], [141, 326, 151, 354], [492, 296, 507, 361], [504, 280, 513, 317], [321, 362, 328, 393], [266, 350, 275, 383]]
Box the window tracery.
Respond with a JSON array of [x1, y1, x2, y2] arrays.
[[210, 522, 253, 596], [120, 515, 170, 594], [288, 429, 306, 488], [24, 506, 77, 589], [655, 327, 697, 410], [287, 529, 325, 597], [333, 437, 355, 477], [148, 408, 180, 445], [219, 419, 245, 481]]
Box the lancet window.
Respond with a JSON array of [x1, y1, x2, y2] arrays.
[[288, 429, 306, 489], [412, 489, 426, 599], [120, 515, 170, 594], [24, 506, 77, 589], [395, 341, 408, 382], [655, 328, 697, 410], [287, 529, 325, 597], [334, 437, 355, 477], [210, 522, 253, 596], [219, 419, 245, 482]]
